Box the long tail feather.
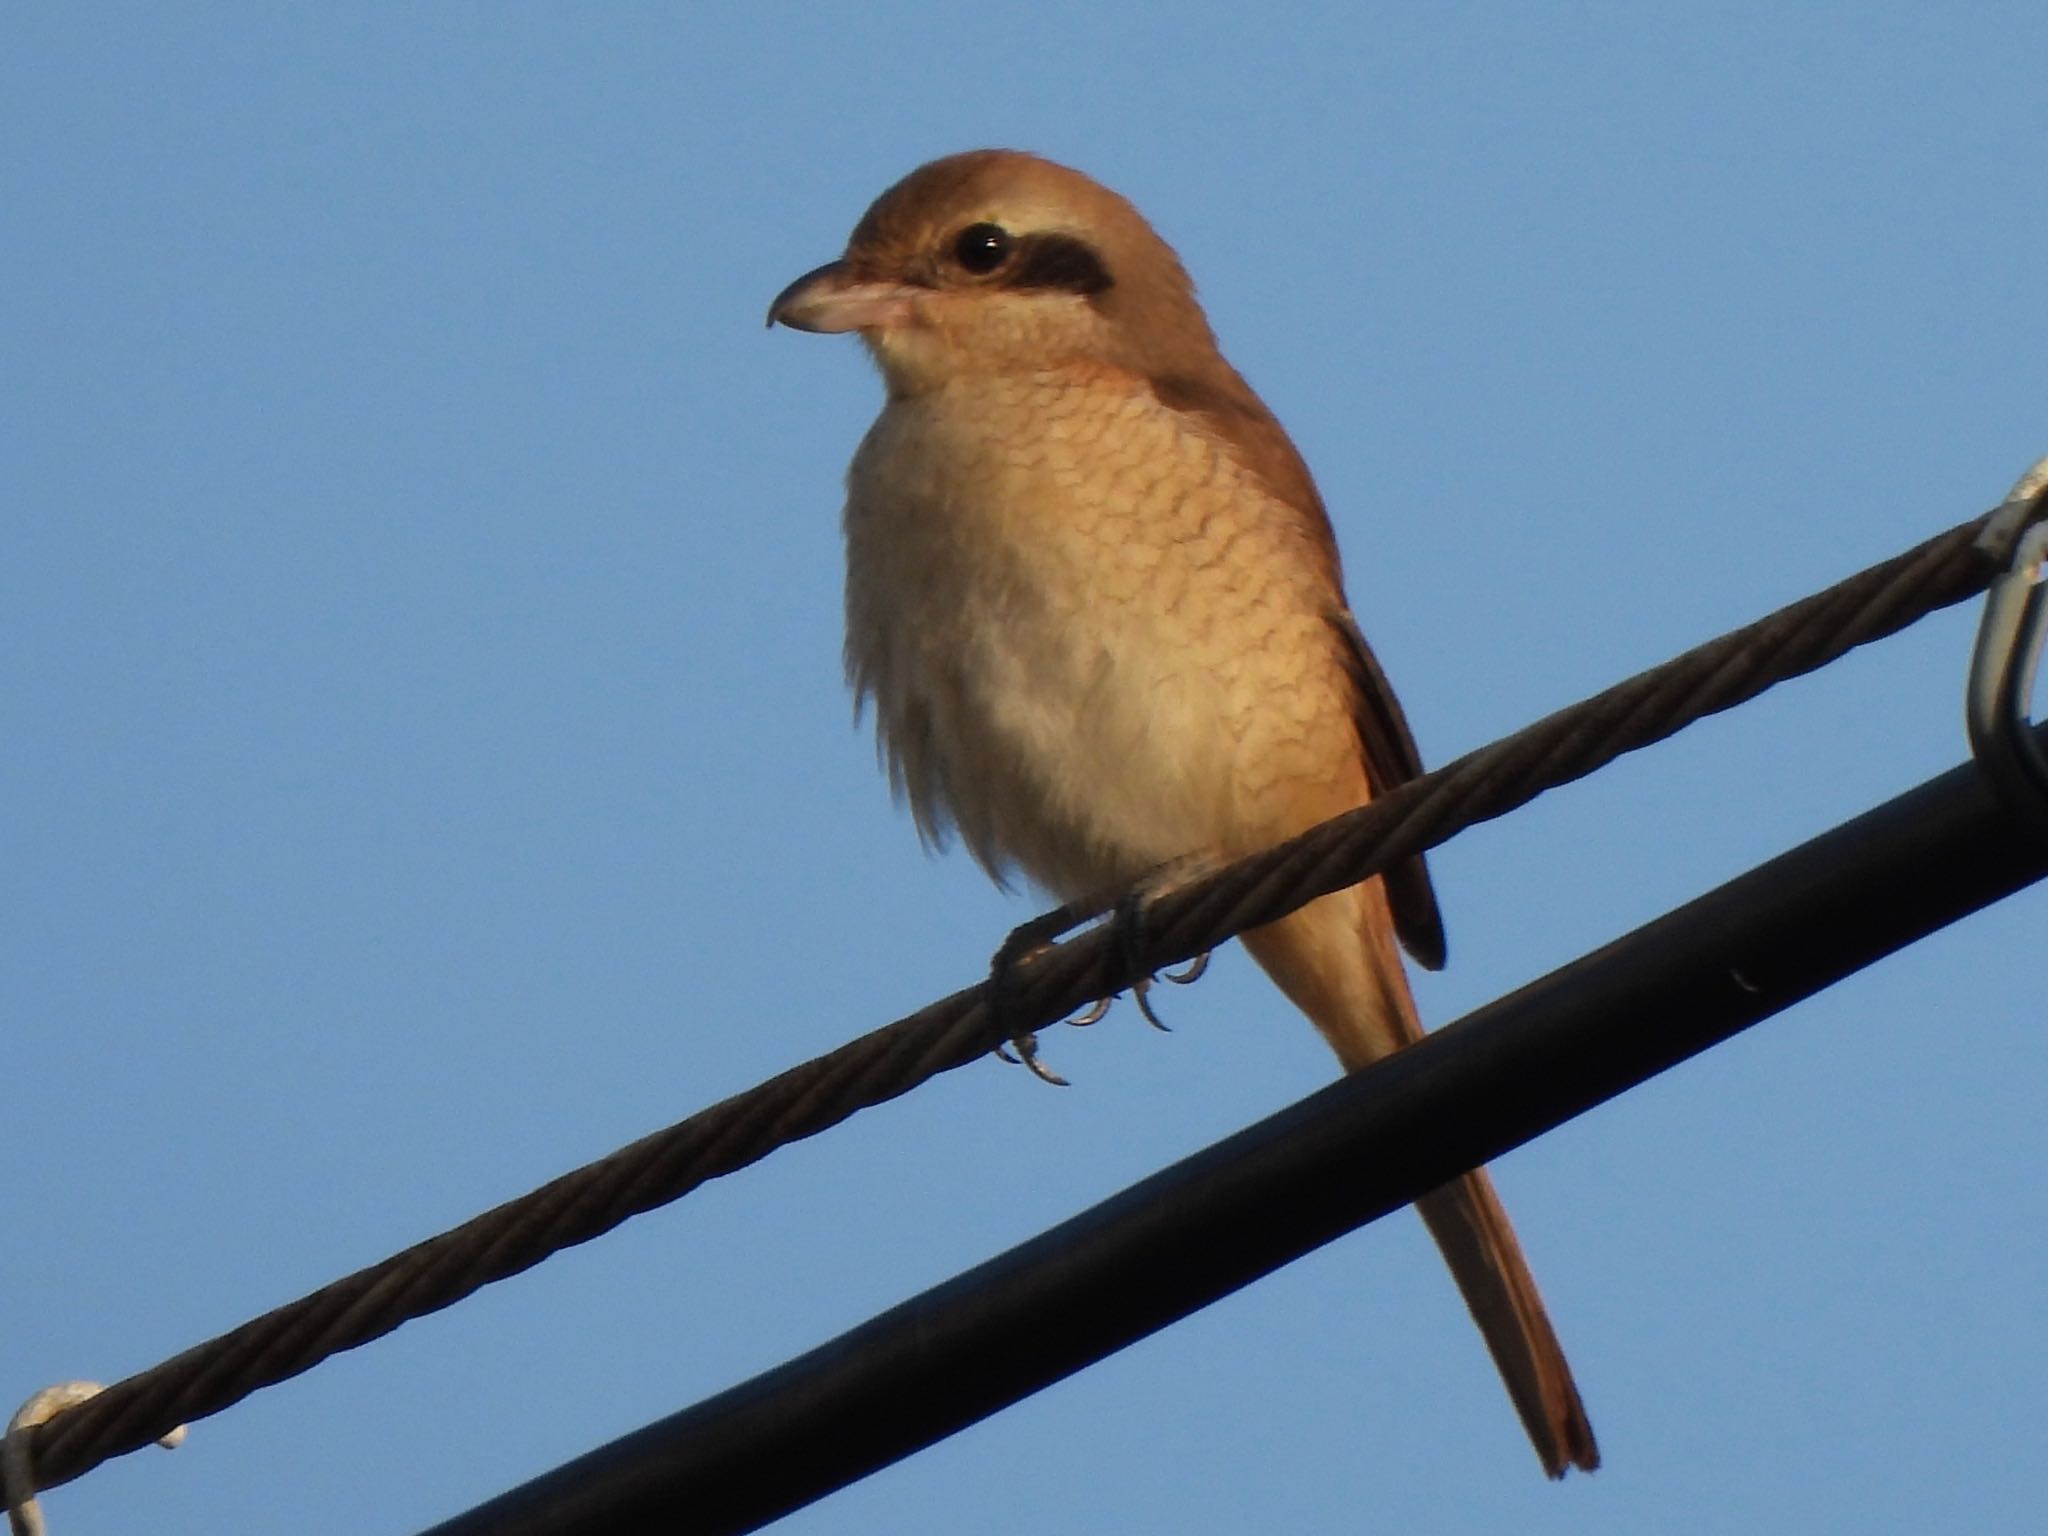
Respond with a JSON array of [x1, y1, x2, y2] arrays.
[[1242, 883, 1598, 1476]]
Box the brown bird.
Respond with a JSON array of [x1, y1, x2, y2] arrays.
[[769, 149, 1597, 1478]]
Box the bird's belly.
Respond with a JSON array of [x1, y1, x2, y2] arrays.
[[965, 593, 1234, 893], [868, 546, 1234, 895], [845, 380, 1358, 900]]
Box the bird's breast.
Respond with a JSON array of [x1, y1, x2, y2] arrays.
[[843, 367, 1360, 898]]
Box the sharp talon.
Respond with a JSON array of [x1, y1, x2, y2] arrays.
[[1064, 995, 1113, 1027], [1131, 976, 1172, 1032], [1013, 1031, 1070, 1087], [993, 1041, 1020, 1064], [1164, 951, 1210, 985]]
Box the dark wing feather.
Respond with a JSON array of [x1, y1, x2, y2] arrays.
[[1329, 610, 1448, 969]]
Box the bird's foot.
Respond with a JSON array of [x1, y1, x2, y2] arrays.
[[987, 893, 1118, 1086], [984, 865, 1215, 1080]]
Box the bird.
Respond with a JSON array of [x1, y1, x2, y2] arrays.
[[768, 148, 1597, 1478]]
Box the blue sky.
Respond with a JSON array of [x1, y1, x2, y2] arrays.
[[6, 5, 2046, 1532]]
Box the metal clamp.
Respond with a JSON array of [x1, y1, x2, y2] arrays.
[[1966, 460, 2048, 837]]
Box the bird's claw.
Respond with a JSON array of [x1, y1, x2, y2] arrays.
[[1130, 975, 1172, 1032], [1064, 995, 1113, 1027], [1163, 950, 1210, 985], [995, 1030, 1070, 1087]]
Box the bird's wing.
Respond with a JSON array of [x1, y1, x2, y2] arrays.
[[1147, 366, 1448, 970]]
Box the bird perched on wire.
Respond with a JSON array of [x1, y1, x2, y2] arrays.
[[768, 148, 1597, 1478]]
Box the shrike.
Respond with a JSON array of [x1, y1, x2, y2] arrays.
[[770, 149, 1597, 1477]]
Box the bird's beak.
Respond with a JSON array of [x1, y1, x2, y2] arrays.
[[766, 260, 922, 333]]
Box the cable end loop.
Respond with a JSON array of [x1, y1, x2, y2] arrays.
[[4, 1384, 186, 1536], [1965, 456, 2048, 835]]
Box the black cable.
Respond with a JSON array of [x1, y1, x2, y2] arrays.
[[418, 726, 2048, 1536]]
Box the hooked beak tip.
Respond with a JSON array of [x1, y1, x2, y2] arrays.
[[768, 260, 920, 335], [767, 260, 850, 333]]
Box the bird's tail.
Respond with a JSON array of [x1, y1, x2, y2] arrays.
[[1241, 883, 1599, 1478]]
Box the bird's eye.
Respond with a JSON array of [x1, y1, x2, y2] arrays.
[[951, 223, 1012, 275]]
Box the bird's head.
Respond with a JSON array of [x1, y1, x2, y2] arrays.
[[768, 150, 1221, 395]]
